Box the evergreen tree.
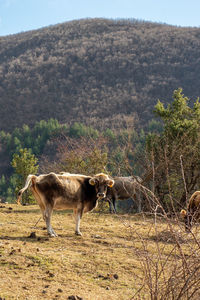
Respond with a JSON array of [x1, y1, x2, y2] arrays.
[[11, 148, 39, 204], [0, 175, 7, 200], [146, 89, 200, 209]]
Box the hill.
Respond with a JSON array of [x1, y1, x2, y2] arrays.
[[1, 18, 200, 132], [0, 204, 200, 299]]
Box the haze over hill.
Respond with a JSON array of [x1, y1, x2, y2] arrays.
[[0, 18, 200, 132]]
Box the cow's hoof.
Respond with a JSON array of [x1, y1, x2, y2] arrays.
[[75, 231, 82, 236], [48, 231, 58, 237]]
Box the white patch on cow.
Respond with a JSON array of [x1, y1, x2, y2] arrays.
[[75, 213, 82, 236], [61, 173, 88, 178], [44, 207, 58, 237]]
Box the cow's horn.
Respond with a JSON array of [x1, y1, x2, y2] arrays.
[[89, 178, 96, 186]]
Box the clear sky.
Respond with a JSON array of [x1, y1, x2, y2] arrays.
[[0, 0, 200, 36]]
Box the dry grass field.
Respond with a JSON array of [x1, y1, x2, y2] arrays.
[[0, 204, 200, 300]]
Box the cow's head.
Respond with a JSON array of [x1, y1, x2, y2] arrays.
[[89, 173, 114, 199], [180, 209, 192, 231]]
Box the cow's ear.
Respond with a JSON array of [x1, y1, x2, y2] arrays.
[[180, 209, 187, 218], [107, 179, 114, 188], [89, 178, 96, 186]]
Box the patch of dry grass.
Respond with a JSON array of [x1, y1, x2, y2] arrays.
[[0, 204, 200, 299]]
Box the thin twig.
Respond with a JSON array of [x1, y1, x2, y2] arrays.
[[33, 217, 42, 228], [180, 154, 188, 206]]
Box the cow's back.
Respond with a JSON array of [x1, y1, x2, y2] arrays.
[[189, 193, 200, 213], [114, 178, 136, 199], [35, 173, 98, 210], [36, 173, 64, 195]]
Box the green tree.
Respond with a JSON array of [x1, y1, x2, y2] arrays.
[[0, 175, 7, 200], [6, 187, 13, 203], [61, 141, 108, 175], [154, 88, 200, 139], [146, 89, 200, 209], [11, 148, 39, 204]]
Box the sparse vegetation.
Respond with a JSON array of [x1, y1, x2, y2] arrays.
[[1, 18, 200, 299], [0, 204, 199, 299], [1, 19, 200, 133]]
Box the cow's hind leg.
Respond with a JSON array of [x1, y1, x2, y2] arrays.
[[31, 187, 46, 222], [74, 206, 83, 236], [44, 205, 57, 237]]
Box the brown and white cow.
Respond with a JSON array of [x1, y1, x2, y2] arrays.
[[180, 191, 200, 231], [105, 176, 143, 213], [17, 172, 114, 237]]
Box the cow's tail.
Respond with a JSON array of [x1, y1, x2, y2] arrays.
[[16, 175, 36, 205]]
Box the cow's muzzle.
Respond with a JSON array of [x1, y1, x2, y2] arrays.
[[97, 192, 106, 199]]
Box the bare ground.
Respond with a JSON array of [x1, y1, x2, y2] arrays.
[[0, 204, 199, 300]]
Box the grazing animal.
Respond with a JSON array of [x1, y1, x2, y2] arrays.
[[105, 176, 143, 213], [180, 191, 200, 231], [17, 172, 114, 237]]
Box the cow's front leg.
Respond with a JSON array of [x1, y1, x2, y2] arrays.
[[111, 197, 117, 213], [74, 207, 83, 236], [108, 197, 116, 213], [44, 206, 57, 237], [107, 197, 113, 214]]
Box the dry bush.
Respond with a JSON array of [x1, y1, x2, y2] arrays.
[[128, 162, 200, 300], [40, 135, 108, 175], [130, 211, 200, 299]]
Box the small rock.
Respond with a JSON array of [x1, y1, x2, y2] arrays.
[[46, 271, 55, 277], [58, 288, 63, 293], [9, 249, 16, 255], [68, 296, 83, 300], [28, 232, 37, 238], [27, 263, 34, 267], [92, 234, 102, 239]]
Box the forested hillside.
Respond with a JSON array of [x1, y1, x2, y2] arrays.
[[1, 18, 200, 207], [1, 18, 200, 132]]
